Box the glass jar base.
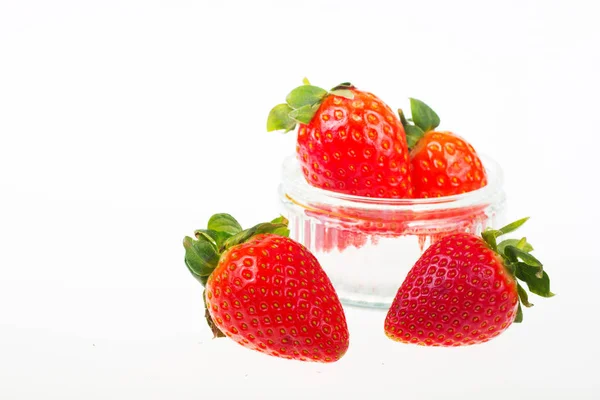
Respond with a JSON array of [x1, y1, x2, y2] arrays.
[[287, 213, 503, 308], [279, 154, 507, 309]]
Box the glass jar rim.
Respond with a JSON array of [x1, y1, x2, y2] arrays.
[[279, 154, 504, 212]]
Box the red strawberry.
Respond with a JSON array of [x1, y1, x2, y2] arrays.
[[399, 98, 487, 198], [183, 214, 349, 362], [384, 218, 554, 346], [268, 80, 412, 198]]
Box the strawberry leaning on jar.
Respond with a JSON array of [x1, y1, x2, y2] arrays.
[[183, 214, 349, 362], [399, 99, 487, 198], [268, 80, 412, 198], [384, 218, 554, 346]]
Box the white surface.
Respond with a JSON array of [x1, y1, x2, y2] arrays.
[[1, 0, 599, 398]]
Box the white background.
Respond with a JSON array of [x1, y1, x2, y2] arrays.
[[1, 0, 599, 398]]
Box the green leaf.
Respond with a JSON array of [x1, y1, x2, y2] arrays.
[[517, 283, 533, 307], [405, 124, 425, 149], [482, 218, 531, 250], [286, 85, 328, 109], [194, 229, 217, 245], [502, 246, 518, 263], [302, 77, 311, 85], [410, 98, 440, 132], [223, 222, 289, 250], [398, 108, 426, 149], [398, 109, 408, 126], [272, 225, 290, 237], [207, 213, 243, 236], [497, 217, 530, 236], [515, 263, 555, 298], [481, 230, 498, 252], [515, 302, 523, 323], [270, 215, 289, 225], [504, 245, 543, 268], [516, 261, 543, 279], [199, 275, 209, 286], [269, 216, 290, 237], [183, 236, 220, 281], [289, 103, 320, 124], [498, 238, 534, 254], [516, 237, 531, 251], [329, 89, 354, 100], [331, 82, 353, 91], [195, 229, 230, 250], [267, 103, 296, 132], [504, 261, 516, 275], [204, 290, 225, 338]]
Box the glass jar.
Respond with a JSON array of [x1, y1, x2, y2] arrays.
[[279, 155, 506, 309]]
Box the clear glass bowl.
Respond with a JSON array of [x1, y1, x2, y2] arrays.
[[278, 155, 506, 309]]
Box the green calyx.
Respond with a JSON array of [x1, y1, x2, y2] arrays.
[[183, 214, 290, 337], [398, 98, 441, 149], [183, 214, 290, 283], [266, 78, 355, 132], [481, 217, 555, 323]]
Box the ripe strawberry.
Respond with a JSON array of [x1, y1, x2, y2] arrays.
[[399, 98, 487, 198], [384, 218, 554, 346], [268, 80, 412, 198], [183, 214, 349, 362]]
